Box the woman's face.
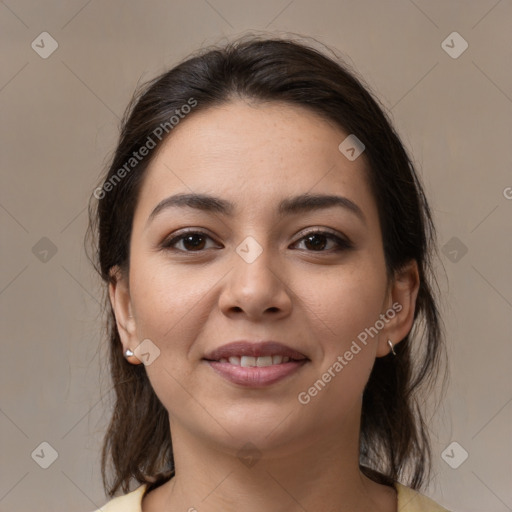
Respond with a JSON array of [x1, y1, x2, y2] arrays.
[[111, 99, 415, 454]]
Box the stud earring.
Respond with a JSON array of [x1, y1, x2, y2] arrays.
[[387, 339, 396, 356], [123, 348, 142, 364]]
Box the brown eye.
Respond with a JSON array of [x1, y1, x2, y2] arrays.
[[293, 230, 353, 252], [161, 230, 217, 252]]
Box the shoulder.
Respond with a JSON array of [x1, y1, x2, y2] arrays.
[[396, 482, 452, 511], [93, 482, 452, 512], [92, 484, 147, 512]]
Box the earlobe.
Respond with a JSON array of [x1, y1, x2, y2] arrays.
[[376, 260, 420, 357]]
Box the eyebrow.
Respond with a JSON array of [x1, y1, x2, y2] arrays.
[[146, 192, 366, 227]]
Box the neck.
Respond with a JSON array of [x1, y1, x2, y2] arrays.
[[143, 400, 397, 512]]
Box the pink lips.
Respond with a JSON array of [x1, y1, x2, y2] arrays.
[[203, 341, 308, 388], [203, 341, 307, 361]]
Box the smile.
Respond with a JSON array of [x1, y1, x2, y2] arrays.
[[218, 355, 292, 367]]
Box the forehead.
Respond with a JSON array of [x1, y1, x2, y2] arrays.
[[133, 99, 378, 227]]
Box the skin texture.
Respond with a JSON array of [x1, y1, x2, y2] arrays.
[[109, 99, 420, 512]]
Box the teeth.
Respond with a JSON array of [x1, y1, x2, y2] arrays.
[[218, 355, 294, 367], [256, 356, 273, 367], [240, 356, 256, 367]]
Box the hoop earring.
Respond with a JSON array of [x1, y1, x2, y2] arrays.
[[387, 339, 396, 356]]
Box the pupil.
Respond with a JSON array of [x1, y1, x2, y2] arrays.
[[184, 234, 205, 250], [306, 234, 326, 251]]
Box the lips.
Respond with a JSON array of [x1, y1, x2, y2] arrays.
[[203, 341, 308, 362], [203, 341, 309, 387]]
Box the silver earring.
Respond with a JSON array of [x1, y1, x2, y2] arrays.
[[387, 339, 396, 356], [124, 348, 134, 358]]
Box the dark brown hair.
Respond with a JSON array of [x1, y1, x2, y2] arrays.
[[86, 34, 447, 497]]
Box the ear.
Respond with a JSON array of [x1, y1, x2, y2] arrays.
[[376, 260, 420, 357], [108, 265, 142, 365]]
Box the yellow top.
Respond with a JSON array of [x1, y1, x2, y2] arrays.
[[94, 482, 452, 511]]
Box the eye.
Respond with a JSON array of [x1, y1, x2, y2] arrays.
[[160, 228, 353, 254], [292, 229, 353, 252], [160, 230, 219, 252]]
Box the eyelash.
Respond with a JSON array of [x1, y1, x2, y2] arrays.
[[160, 228, 353, 254]]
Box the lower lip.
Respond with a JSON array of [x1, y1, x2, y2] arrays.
[[205, 360, 308, 387]]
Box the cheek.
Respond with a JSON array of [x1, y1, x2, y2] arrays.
[[128, 257, 215, 351], [297, 279, 383, 416], [305, 262, 387, 345], [298, 261, 386, 400], [127, 262, 217, 413]]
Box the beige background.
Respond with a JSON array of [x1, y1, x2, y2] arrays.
[[1, 1, 511, 511]]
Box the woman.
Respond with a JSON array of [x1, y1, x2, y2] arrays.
[[87, 35, 451, 511]]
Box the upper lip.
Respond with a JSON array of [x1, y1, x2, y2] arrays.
[[203, 341, 308, 361]]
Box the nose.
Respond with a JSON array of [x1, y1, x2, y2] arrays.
[[218, 240, 292, 321]]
